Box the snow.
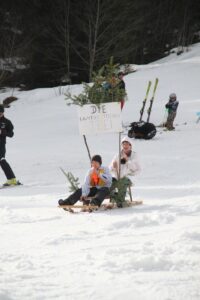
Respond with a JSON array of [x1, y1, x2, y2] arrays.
[[0, 43, 200, 300]]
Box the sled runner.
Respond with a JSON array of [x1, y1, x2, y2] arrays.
[[58, 200, 143, 213]]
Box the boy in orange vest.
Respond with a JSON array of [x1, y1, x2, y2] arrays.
[[58, 155, 112, 207]]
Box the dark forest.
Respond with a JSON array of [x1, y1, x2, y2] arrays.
[[0, 0, 199, 89]]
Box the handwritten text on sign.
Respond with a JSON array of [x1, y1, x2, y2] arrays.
[[77, 102, 122, 135]]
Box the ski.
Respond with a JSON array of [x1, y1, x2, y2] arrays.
[[146, 78, 159, 123], [139, 80, 152, 121], [0, 181, 22, 189]]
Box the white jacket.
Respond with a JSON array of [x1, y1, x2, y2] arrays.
[[109, 137, 141, 179]]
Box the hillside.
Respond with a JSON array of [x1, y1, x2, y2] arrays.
[[0, 43, 200, 300]]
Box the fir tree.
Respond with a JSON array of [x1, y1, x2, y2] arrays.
[[60, 168, 80, 192], [110, 177, 132, 207], [65, 57, 126, 106]]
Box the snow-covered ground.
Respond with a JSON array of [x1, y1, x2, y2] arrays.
[[0, 43, 200, 300]]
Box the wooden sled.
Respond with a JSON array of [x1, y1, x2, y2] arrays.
[[58, 200, 143, 213]]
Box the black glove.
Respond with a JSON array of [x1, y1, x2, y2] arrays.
[[120, 158, 126, 164]]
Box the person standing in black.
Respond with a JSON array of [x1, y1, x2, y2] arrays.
[[117, 72, 126, 110], [0, 104, 18, 186]]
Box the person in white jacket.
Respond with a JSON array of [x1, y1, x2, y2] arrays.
[[110, 136, 141, 178], [109, 136, 141, 207]]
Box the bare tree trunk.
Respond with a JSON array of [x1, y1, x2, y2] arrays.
[[88, 0, 100, 81], [64, 0, 71, 83], [0, 19, 18, 86]]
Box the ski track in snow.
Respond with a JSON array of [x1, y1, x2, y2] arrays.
[[0, 42, 200, 300]]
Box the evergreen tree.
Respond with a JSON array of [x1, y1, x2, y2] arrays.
[[65, 57, 126, 106], [110, 177, 132, 207], [60, 168, 80, 192]]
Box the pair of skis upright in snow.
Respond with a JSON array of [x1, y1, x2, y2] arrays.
[[139, 78, 159, 123]]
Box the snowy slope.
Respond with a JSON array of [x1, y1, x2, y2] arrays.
[[0, 43, 200, 300]]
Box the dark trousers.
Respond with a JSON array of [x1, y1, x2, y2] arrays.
[[166, 112, 176, 130], [0, 143, 15, 179], [64, 186, 110, 206]]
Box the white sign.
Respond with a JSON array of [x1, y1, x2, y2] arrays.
[[77, 102, 122, 135]]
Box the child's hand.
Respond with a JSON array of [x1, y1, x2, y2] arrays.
[[90, 167, 98, 174]]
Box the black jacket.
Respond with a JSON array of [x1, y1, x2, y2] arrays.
[[117, 79, 125, 90], [0, 116, 14, 144]]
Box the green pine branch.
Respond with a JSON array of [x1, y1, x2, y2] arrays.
[[60, 168, 80, 192], [65, 57, 126, 106], [65, 171, 80, 192]]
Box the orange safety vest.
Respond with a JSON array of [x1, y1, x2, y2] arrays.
[[90, 169, 105, 187]]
